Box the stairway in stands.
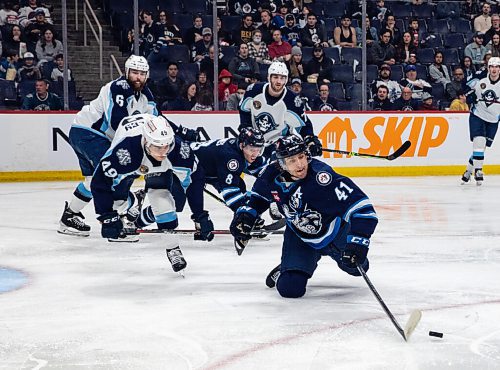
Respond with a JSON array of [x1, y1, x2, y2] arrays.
[[51, 2, 128, 102]]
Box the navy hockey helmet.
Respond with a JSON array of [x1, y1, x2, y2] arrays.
[[275, 134, 310, 170], [238, 128, 265, 148]]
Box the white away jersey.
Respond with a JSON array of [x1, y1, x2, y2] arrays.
[[471, 76, 500, 124]]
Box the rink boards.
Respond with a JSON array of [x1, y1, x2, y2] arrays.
[[0, 111, 499, 181]]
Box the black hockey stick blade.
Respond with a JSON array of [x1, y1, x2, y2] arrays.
[[386, 140, 412, 161], [234, 238, 249, 255]]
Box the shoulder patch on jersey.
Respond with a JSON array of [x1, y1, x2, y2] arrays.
[[253, 100, 262, 109], [294, 95, 302, 108], [316, 171, 332, 186], [179, 141, 191, 159], [480, 83, 486, 89], [116, 79, 130, 89], [139, 164, 149, 174], [116, 148, 131, 165], [227, 159, 240, 171]]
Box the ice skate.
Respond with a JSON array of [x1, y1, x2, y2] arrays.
[[474, 169, 484, 186], [166, 246, 187, 274], [58, 201, 91, 237], [265, 264, 281, 288], [461, 170, 471, 185]]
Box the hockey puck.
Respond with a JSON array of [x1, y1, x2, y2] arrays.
[[429, 331, 443, 338]]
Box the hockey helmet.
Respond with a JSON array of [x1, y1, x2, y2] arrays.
[[143, 115, 174, 149], [125, 55, 150, 79], [488, 57, 500, 67], [238, 127, 265, 148], [275, 134, 310, 170], [268, 61, 289, 83]]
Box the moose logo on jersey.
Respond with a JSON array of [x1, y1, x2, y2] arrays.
[[481, 89, 498, 107], [254, 112, 277, 134], [282, 187, 323, 234]]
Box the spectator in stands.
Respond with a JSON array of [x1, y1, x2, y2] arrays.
[[484, 13, 500, 45], [0, 2, 19, 26], [418, 92, 438, 110], [429, 51, 451, 87], [304, 45, 333, 84], [311, 83, 338, 111], [370, 0, 391, 22], [395, 31, 417, 65], [233, 14, 255, 45], [50, 53, 72, 81], [407, 18, 423, 49], [228, 42, 260, 83], [487, 33, 500, 57], [370, 63, 401, 102], [199, 45, 228, 82], [461, 0, 480, 21], [24, 9, 53, 51], [226, 81, 248, 111], [461, 56, 476, 81], [333, 15, 357, 48], [449, 89, 469, 111], [287, 45, 305, 81], [155, 61, 186, 108], [228, 0, 259, 17], [218, 69, 238, 109], [17, 51, 40, 82], [370, 29, 396, 66], [247, 29, 271, 64], [21, 78, 62, 110], [371, 84, 393, 111], [3, 25, 27, 59], [300, 12, 328, 48], [35, 28, 62, 66], [216, 17, 233, 46], [446, 67, 466, 100], [474, 2, 492, 33], [195, 71, 213, 96], [156, 10, 183, 46], [138, 10, 159, 58], [288, 77, 311, 110], [185, 14, 204, 48], [0, 50, 18, 80], [393, 86, 419, 111], [383, 14, 402, 46], [465, 31, 488, 66], [193, 27, 214, 63], [192, 88, 214, 111], [355, 17, 378, 47], [408, 52, 418, 65], [258, 9, 276, 45], [273, 4, 289, 29], [268, 29, 292, 62], [168, 82, 198, 111], [281, 14, 301, 47], [400, 64, 432, 100], [347, 0, 362, 20], [18, 0, 52, 28]]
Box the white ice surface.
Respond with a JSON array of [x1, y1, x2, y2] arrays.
[[1, 176, 500, 369]]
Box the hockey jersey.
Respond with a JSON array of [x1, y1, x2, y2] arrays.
[[470, 75, 500, 123], [239, 82, 314, 143], [246, 159, 378, 249], [73, 76, 157, 140]]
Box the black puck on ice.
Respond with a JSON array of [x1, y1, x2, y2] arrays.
[[429, 331, 443, 338]]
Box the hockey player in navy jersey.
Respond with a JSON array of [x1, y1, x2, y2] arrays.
[[229, 135, 378, 298], [91, 114, 187, 272], [461, 56, 500, 186], [238, 61, 323, 157]]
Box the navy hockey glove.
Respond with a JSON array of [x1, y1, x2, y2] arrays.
[[97, 211, 123, 239], [191, 211, 214, 241], [304, 135, 323, 157], [341, 235, 370, 267], [176, 125, 200, 142], [230, 206, 258, 241]]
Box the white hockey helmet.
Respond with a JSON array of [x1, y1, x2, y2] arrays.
[[488, 56, 500, 67], [143, 115, 175, 148], [268, 61, 289, 83], [125, 55, 150, 79]]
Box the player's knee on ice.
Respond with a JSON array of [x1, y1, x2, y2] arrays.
[[276, 270, 309, 298]]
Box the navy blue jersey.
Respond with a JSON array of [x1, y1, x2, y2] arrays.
[[191, 138, 267, 210], [239, 82, 314, 143], [246, 159, 378, 249]]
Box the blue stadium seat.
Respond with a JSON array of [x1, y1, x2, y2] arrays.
[[301, 82, 319, 101], [328, 82, 345, 100], [365, 64, 378, 83], [443, 33, 465, 49], [301, 47, 314, 63], [323, 4, 346, 18], [421, 34, 443, 49], [172, 14, 193, 32], [179, 63, 199, 83], [149, 62, 167, 81], [190, 0, 208, 14], [18, 80, 36, 98], [415, 64, 428, 80], [441, 48, 460, 66], [323, 47, 341, 64], [341, 47, 362, 65], [331, 64, 354, 84], [416, 48, 435, 65], [0, 80, 17, 101], [388, 3, 412, 18], [345, 83, 365, 101], [221, 16, 242, 32], [159, 44, 190, 63], [158, 0, 184, 14], [427, 19, 449, 34], [259, 64, 269, 81], [449, 19, 471, 34], [412, 3, 434, 18], [431, 83, 445, 100], [323, 18, 337, 33], [390, 65, 404, 81], [221, 45, 237, 65], [202, 15, 214, 28], [337, 100, 360, 111]]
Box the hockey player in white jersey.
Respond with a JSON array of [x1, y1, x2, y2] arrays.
[[461, 56, 500, 186], [91, 114, 186, 272], [238, 61, 323, 157], [58, 55, 157, 236]]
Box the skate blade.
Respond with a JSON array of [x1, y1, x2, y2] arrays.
[[108, 236, 139, 243], [57, 228, 90, 237]]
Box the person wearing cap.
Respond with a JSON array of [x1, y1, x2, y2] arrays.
[[247, 29, 271, 64], [304, 45, 333, 85], [193, 27, 213, 62], [399, 64, 432, 100], [370, 64, 401, 102], [299, 12, 328, 48], [369, 28, 396, 67], [333, 15, 357, 48], [269, 29, 292, 62], [287, 45, 305, 81], [465, 32, 488, 66], [18, 1, 52, 28], [218, 69, 238, 109], [17, 51, 41, 82], [288, 77, 311, 110], [418, 92, 438, 111], [311, 83, 338, 111], [474, 2, 492, 34], [24, 8, 53, 49], [281, 14, 301, 46], [371, 84, 393, 111], [461, 56, 500, 185]]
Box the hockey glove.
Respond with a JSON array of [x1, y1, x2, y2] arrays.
[[191, 211, 215, 241], [341, 235, 370, 268], [230, 206, 258, 241], [97, 211, 123, 239], [304, 135, 323, 157], [176, 125, 200, 142]]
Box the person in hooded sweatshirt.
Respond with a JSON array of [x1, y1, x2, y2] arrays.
[[218, 69, 238, 110]]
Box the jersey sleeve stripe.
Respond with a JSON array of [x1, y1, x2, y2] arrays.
[[225, 193, 245, 205], [342, 198, 374, 222], [249, 190, 271, 202], [220, 187, 241, 196], [240, 97, 252, 112], [155, 211, 177, 223]]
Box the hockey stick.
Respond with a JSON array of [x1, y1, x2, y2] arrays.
[[137, 228, 285, 237], [203, 186, 227, 205], [356, 260, 422, 342], [322, 140, 412, 161]]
